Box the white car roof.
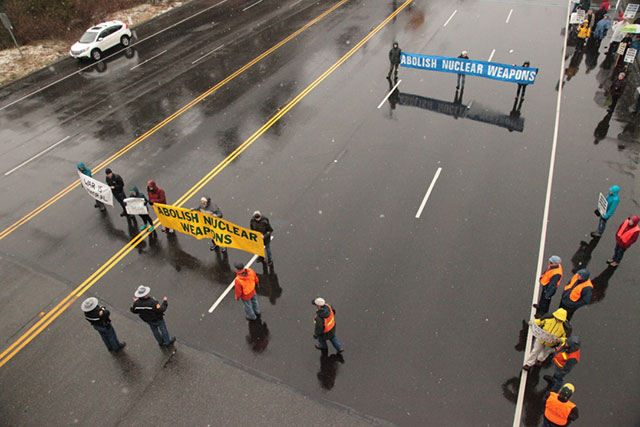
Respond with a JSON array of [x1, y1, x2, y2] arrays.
[[87, 21, 125, 31]]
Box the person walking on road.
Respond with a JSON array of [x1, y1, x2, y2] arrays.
[[387, 41, 402, 81], [77, 162, 106, 211], [81, 297, 126, 352], [147, 180, 173, 233], [593, 14, 611, 49], [313, 297, 344, 354], [592, 185, 620, 237], [250, 210, 274, 267], [608, 72, 627, 113], [457, 50, 469, 89], [576, 20, 591, 50], [543, 383, 579, 426], [523, 308, 571, 371], [515, 60, 530, 102], [559, 269, 593, 321], [130, 285, 175, 347], [128, 186, 154, 232], [193, 196, 225, 254], [607, 215, 640, 267], [534, 256, 563, 317], [234, 262, 261, 320], [105, 168, 128, 217], [544, 336, 580, 392]]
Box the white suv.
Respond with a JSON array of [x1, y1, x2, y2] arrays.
[[70, 21, 132, 61]]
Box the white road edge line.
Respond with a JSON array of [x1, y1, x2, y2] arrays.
[[130, 49, 168, 70], [377, 79, 402, 109], [0, 0, 230, 111], [192, 44, 225, 65], [443, 10, 457, 27], [208, 254, 259, 313], [512, 0, 571, 425], [243, 0, 263, 12], [5, 136, 70, 176], [415, 167, 442, 218], [488, 48, 496, 62], [506, 8, 514, 23]]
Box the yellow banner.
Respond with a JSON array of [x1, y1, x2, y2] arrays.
[[152, 204, 265, 257]]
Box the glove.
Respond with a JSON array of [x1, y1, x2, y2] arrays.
[[594, 209, 601, 217], [313, 335, 318, 339]]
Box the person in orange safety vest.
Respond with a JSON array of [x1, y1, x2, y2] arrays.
[[559, 269, 592, 321], [607, 215, 640, 267], [234, 262, 261, 321], [534, 255, 563, 317], [313, 297, 344, 354], [543, 383, 579, 426], [544, 336, 580, 392]]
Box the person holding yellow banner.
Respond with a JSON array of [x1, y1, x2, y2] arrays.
[[193, 196, 225, 256]]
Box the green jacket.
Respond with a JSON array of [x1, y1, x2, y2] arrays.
[[389, 46, 402, 65]]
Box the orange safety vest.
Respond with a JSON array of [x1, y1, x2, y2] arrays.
[[616, 220, 640, 246], [545, 392, 576, 425], [553, 348, 580, 368], [564, 274, 593, 302], [540, 264, 563, 287], [315, 305, 336, 333]]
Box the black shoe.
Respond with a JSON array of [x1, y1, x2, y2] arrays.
[[337, 348, 344, 354], [246, 317, 256, 321], [315, 345, 325, 351], [116, 342, 126, 351], [386, 75, 391, 80], [590, 232, 601, 238], [168, 337, 176, 346], [255, 313, 261, 319], [532, 303, 539, 309], [543, 375, 553, 383], [120, 212, 127, 217]]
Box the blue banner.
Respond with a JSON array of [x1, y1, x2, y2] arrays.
[[400, 53, 538, 85]]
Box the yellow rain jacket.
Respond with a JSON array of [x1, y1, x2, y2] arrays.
[[534, 308, 569, 347]]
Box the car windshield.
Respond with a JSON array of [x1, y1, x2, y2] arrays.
[[79, 31, 98, 43]]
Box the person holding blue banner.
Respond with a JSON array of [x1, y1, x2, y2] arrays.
[[515, 61, 531, 103], [387, 41, 402, 81], [456, 51, 469, 89]]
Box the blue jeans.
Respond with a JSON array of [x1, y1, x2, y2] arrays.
[[241, 295, 261, 320], [264, 241, 273, 262], [317, 335, 343, 351], [93, 323, 122, 351], [597, 217, 608, 234], [148, 319, 172, 345], [550, 366, 567, 392], [613, 244, 626, 263]]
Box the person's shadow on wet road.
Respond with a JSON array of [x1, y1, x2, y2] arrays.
[[570, 235, 600, 273], [317, 352, 345, 390], [502, 367, 547, 426], [256, 272, 283, 305], [589, 265, 617, 304], [246, 318, 270, 353]]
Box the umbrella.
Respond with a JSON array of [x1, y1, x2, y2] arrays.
[[619, 24, 640, 33]]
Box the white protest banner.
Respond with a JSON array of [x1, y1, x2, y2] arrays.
[[530, 322, 561, 344], [624, 48, 637, 63], [598, 193, 608, 217], [78, 171, 113, 206], [124, 197, 148, 215], [570, 12, 581, 24], [624, 3, 639, 19]]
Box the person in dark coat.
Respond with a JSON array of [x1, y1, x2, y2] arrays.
[[147, 180, 173, 233], [77, 162, 106, 211], [81, 297, 125, 352], [387, 41, 402, 80], [128, 186, 154, 232], [544, 336, 580, 393], [313, 297, 344, 353], [457, 50, 469, 89], [105, 168, 128, 216], [130, 285, 175, 347], [250, 210, 274, 266], [608, 72, 627, 113], [559, 269, 592, 321], [515, 60, 531, 102], [193, 196, 225, 253]]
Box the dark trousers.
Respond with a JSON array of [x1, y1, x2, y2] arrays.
[[93, 323, 122, 351], [113, 191, 127, 213], [612, 243, 627, 263], [138, 214, 153, 226], [388, 63, 399, 78], [516, 83, 526, 99], [550, 366, 568, 392], [559, 302, 577, 321], [609, 95, 621, 113], [147, 319, 172, 345], [536, 292, 552, 317]]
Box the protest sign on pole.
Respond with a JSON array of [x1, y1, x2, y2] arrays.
[[152, 204, 265, 257], [624, 48, 637, 64], [124, 198, 148, 215], [530, 322, 561, 344], [77, 171, 113, 206], [598, 193, 608, 217], [623, 3, 639, 19]]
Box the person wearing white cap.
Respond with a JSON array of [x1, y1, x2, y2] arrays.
[[130, 285, 175, 347], [456, 50, 470, 90], [81, 297, 125, 352], [192, 196, 225, 254], [313, 298, 343, 354], [250, 210, 274, 267], [534, 255, 563, 317]]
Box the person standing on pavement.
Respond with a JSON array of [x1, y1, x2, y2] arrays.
[[542, 383, 579, 426], [534, 256, 563, 317], [387, 41, 402, 81], [456, 50, 469, 89], [128, 186, 154, 232], [576, 20, 591, 50], [234, 262, 261, 320], [313, 297, 344, 354], [81, 297, 126, 352], [544, 336, 580, 392], [523, 308, 571, 371], [193, 196, 225, 254], [77, 162, 106, 212], [608, 72, 627, 113], [592, 185, 620, 237], [559, 269, 593, 321], [250, 211, 274, 267], [147, 180, 173, 233], [130, 285, 175, 347], [105, 168, 128, 217], [607, 215, 640, 267], [593, 14, 612, 49]]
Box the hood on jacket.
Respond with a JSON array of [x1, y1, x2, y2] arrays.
[[392, 41, 398, 48], [316, 305, 331, 319], [77, 162, 86, 171], [630, 215, 640, 225], [147, 180, 157, 191], [609, 185, 620, 196], [565, 336, 580, 352], [130, 186, 142, 197], [552, 308, 568, 322], [576, 269, 590, 281]]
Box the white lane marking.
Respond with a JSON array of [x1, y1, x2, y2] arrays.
[[0, 0, 230, 111], [506, 8, 514, 23], [443, 10, 457, 26], [512, 0, 571, 425], [191, 44, 225, 65], [289, 0, 303, 7], [488, 48, 496, 62], [130, 49, 168, 70], [415, 167, 442, 218], [243, 0, 263, 11], [377, 79, 402, 109], [208, 254, 259, 313], [4, 136, 70, 176]]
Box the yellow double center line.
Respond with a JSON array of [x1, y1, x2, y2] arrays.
[[0, 0, 413, 368], [0, 0, 351, 242]]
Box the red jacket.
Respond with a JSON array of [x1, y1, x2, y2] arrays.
[[147, 180, 167, 204], [234, 268, 259, 300], [616, 217, 640, 249]]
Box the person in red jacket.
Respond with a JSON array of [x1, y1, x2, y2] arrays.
[[234, 262, 261, 320], [607, 215, 640, 267], [146, 180, 173, 233]]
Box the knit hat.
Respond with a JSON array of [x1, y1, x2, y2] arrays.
[[549, 255, 562, 264], [105, 168, 112, 174], [577, 269, 590, 280], [313, 297, 326, 307], [234, 262, 245, 271]]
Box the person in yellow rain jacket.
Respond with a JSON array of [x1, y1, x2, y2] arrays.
[[576, 20, 591, 50], [523, 308, 572, 371]]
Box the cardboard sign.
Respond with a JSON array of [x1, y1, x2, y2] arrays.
[[598, 193, 608, 217], [124, 197, 148, 215], [624, 47, 637, 63], [530, 322, 561, 344], [617, 42, 627, 55], [624, 3, 639, 19]]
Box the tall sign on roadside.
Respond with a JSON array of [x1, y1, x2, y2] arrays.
[[0, 13, 23, 59]]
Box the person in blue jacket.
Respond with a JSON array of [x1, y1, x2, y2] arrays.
[[128, 186, 154, 232], [77, 162, 106, 211], [592, 185, 619, 237]]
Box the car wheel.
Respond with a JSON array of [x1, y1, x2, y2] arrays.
[[121, 35, 130, 47], [91, 49, 102, 61]]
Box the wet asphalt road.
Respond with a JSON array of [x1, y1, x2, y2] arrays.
[[0, 0, 638, 425]]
